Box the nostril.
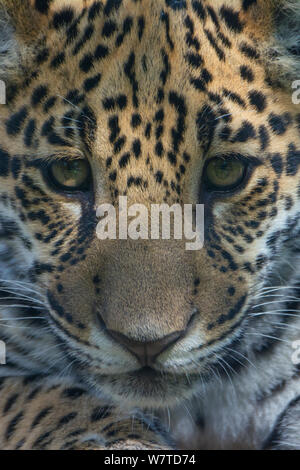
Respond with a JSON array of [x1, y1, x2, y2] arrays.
[[107, 329, 184, 367], [146, 331, 183, 358], [108, 330, 147, 363]]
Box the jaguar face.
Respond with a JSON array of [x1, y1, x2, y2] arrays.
[[0, 0, 300, 408]]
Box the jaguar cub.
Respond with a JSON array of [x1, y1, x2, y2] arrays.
[[0, 0, 300, 450]]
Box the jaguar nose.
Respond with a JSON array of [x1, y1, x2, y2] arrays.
[[107, 329, 184, 367]]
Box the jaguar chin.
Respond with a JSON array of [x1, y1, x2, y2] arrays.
[[89, 369, 197, 409]]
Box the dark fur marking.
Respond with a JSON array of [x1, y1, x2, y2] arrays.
[[6, 107, 28, 136], [0, 148, 10, 177], [220, 6, 243, 33]]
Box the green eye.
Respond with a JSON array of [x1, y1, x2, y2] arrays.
[[204, 157, 247, 191], [49, 159, 91, 191]]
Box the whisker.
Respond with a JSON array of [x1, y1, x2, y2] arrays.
[[57, 95, 93, 124], [0, 324, 37, 329], [0, 280, 45, 299], [223, 346, 256, 369], [0, 295, 45, 305], [215, 113, 232, 121], [252, 299, 300, 309], [265, 321, 300, 332], [0, 304, 42, 309], [245, 332, 291, 345], [259, 286, 299, 293], [0, 317, 45, 321], [251, 311, 300, 318], [214, 358, 237, 399], [59, 116, 81, 124], [253, 294, 298, 300], [55, 126, 82, 131]]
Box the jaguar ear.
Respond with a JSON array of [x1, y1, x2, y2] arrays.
[[260, 0, 300, 88], [0, 0, 47, 84]]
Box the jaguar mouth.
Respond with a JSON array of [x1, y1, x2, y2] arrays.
[[87, 365, 199, 409], [133, 366, 161, 378], [131, 366, 174, 384]]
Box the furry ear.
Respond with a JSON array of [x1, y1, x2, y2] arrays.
[[0, 0, 46, 84], [262, 0, 300, 89]]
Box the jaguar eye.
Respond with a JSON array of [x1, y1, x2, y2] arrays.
[[49, 159, 92, 191], [204, 157, 247, 191]]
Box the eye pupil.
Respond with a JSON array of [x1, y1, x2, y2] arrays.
[[215, 161, 232, 179]]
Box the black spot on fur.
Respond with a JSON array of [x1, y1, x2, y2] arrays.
[[35, 0, 51, 14], [95, 44, 109, 60], [185, 52, 203, 68], [84, 73, 101, 92], [165, 0, 187, 10], [286, 144, 300, 176], [119, 152, 131, 168], [192, 0, 207, 21], [124, 52, 139, 108], [239, 42, 260, 60], [104, 0, 122, 17], [53, 8, 74, 29], [0, 148, 10, 177], [5, 412, 23, 441], [11, 157, 21, 179], [268, 113, 288, 135], [270, 153, 283, 176], [258, 125, 270, 151], [79, 53, 94, 73], [31, 407, 53, 429], [231, 121, 256, 142], [88, 1, 103, 20], [50, 52, 66, 69], [91, 406, 113, 422], [240, 65, 254, 82], [220, 6, 243, 33], [6, 107, 28, 136], [248, 90, 267, 112], [102, 20, 117, 37], [204, 29, 225, 61], [242, 0, 257, 11], [24, 119, 36, 147]]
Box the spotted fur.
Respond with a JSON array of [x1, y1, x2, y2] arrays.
[[0, 0, 300, 450]]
